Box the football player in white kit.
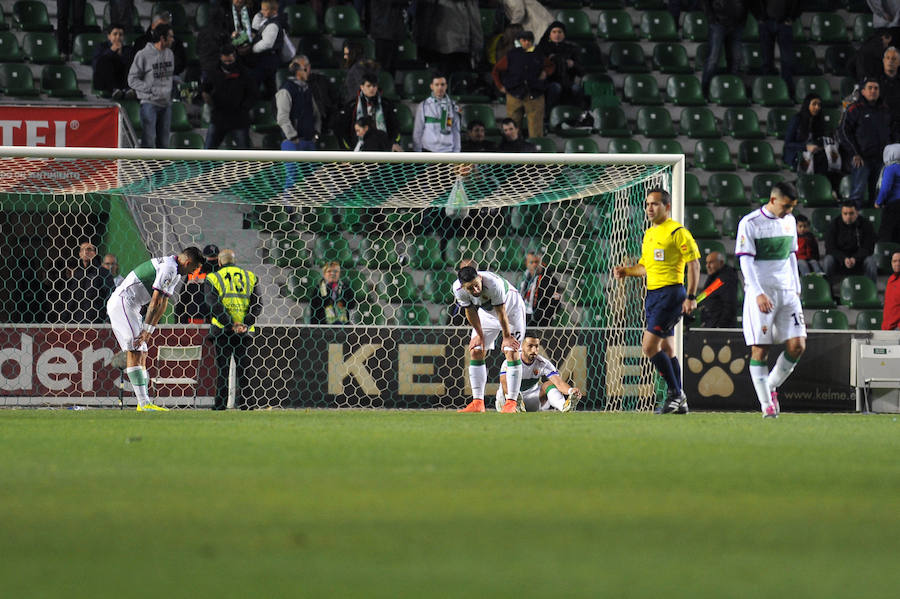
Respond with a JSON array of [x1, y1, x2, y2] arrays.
[[106, 247, 203, 411], [494, 333, 584, 412], [735, 182, 806, 418], [454, 266, 527, 413]]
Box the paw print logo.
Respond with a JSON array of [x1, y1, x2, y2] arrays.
[[687, 340, 747, 398]]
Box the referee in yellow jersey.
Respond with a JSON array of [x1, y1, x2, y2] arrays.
[[614, 188, 701, 414]]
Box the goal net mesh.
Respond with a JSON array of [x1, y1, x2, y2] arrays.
[[0, 152, 676, 411]]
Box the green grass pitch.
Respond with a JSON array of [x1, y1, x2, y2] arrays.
[[1, 410, 898, 598]]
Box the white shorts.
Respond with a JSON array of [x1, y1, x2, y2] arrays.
[[495, 382, 542, 412], [742, 288, 807, 346], [469, 293, 526, 351], [107, 293, 148, 353]]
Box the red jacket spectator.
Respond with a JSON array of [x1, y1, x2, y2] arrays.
[[883, 253, 900, 330]]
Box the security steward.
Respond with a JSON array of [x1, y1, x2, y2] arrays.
[[204, 249, 261, 410]]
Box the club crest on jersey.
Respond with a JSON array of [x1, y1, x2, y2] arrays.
[[533, 368, 539, 376], [761, 326, 768, 334], [653, 248, 665, 261]]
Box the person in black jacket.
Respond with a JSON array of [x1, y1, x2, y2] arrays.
[[353, 116, 393, 151], [202, 45, 258, 149], [537, 21, 585, 113], [309, 262, 356, 324], [699, 252, 739, 328], [461, 120, 496, 152], [496, 118, 536, 152], [65, 241, 115, 324], [823, 202, 879, 284], [369, 0, 408, 77], [492, 30, 550, 138], [839, 78, 895, 208], [336, 72, 400, 150], [519, 251, 560, 327], [92, 23, 134, 99], [700, 0, 748, 97], [752, 0, 801, 98]]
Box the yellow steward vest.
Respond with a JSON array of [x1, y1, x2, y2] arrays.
[[207, 266, 258, 330]]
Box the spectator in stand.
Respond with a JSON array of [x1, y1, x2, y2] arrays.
[[370, 1, 408, 77], [883, 251, 900, 330], [226, 0, 255, 60], [93, 23, 134, 100], [669, 1, 702, 27], [305, 57, 343, 139], [176, 244, 220, 325], [198, 3, 232, 80], [823, 202, 879, 284], [309, 261, 355, 324], [492, 30, 551, 138], [412, 74, 461, 152], [700, 0, 747, 98], [128, 24, 176, 149], [839, 78, 894, 208], [202, 45, 257, 150], [342, 41, 380, 104], [519, 251, 561, 327], [414, 0, 483, 76], [854, 29, 896, 80], [102, 254, 124, 287], [131, 12, 186, 77], [353, 116, 394, 151], [57, 0, 85, 56], [501, 0, 555, 43], [537, 21, 585, 115], [337, 72, 400, 150], [878, 47, 900, 131], [876, 143, 900, 242], [461, 120, 496, 152], [276, 56, 319, 151], [869, 1, 900, 28], [66, 241, 115, 324], [794, 213, 824, 276], [496, 118, 537, 152], [250, 0, 295, 100], [699, 251, 739, 328], [784, 94, 841, 189], [753, 0, 800, 99], [109, 0, 136, 33]]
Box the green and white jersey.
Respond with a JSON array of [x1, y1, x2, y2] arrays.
[[735, 207, 799, 294], [500, 353, 559, 392], [453, 271, 520, 314], [113, 255, 183, 306]]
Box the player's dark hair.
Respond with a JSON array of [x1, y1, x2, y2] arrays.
[[182, 246, 203, 263], [648, 187, 670, 205], [457, 265, 478, 283], [794, 212, 809, 223], [772, 181, 797, 202]]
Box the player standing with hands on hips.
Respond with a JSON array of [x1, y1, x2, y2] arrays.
[[614, 188, 700, 414], [735, 182, 805, 418]]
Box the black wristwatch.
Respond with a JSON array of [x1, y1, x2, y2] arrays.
[[687, 293, 696, 300]]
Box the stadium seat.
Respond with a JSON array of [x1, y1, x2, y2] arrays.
[[647, 138, 684, 154], [0, 62, 38, 96], [797, 174, 835, 207], [860, 208, 881, 232], [856, 310, 883, 330], [565, 137, 601, 153], [390, 103, 413, 136], [72, 32, 106, 66], [695, 42, 726, 72], [580, 307, 607, 328], [324, 5, 365, 36], [685, 206, 718, 238], [550, 104, 591, 137], [874, 241, 900, 274], [684, 173, 703, 205], [707, 173, 747, 206], [679, 106, 719, 138], [0, 30, 25, 61], [766, 108, 794, 139], [811, 309, 849, 330], [752, 76, 793, 107], [528, 137, 558, 153], [250, 101, 278, 133], [583, 73, 617, 107], [286, 268, 315, 300], [570, 275, 606, 307], [794, 76, 836, 106], [722, 107, 764, 139], [0, 9, 8, 31], [151, 2, 190, 34], [800, 274, 835, 308], [553, 9, 592, 40], [623, 74, 662, 105], [640, 11, 678, 41], [445, 238, 483, 267], [709, 75, 750, 106], [738, 140, 780, 171], [839, 76, 856, 100], [824, 45, 854, 77], [286, 3, 317, 35], [314, 236, 354, 268], [302, 207, 338, 233], [743, 43, 764, 75], [742, 13, 759, 41], [485, 237, 525, 270], [22, 32, 63, 64], [423, 270, 457, 304], [103, 1, 141, 33], [608, 138, 642, 153], [461, 104, 497, 134], [666, 75, 706, 106], [681, 11, 708, 42], [721, 207, 754, 237], [297, 36, 337, 68], [12, 1, 52, 31], [568, 240, 608, 272], [596, 10, 637, 40], [792, 17, 808, 43], [594, 106, 631, 137], [41, 65, 83, 98], [450, 71, 491, 103], [751, 174, 784, 200], [402, 70, 432, 101], [810, 12, 849, 43], [169, 102, 191, 132], [334, 208, 363, 232], [361, 237, 399, 269], [379, 271, 419, 303], [840, 276, 880, 308], [633, 0, 667, 8], [608, 42, 649, 72], [811, 207, 841, 240], [398, 305, 431, 326], [792, 45, 822, 76], [694, 140, 736, 171], [853, 13, 874, 42], [395, 38, 419, 69], [120, 99, 142, 132], [270, 236, 307, 267], [356, 303, 386, 325], [575, 40, 606, 73], [409, 236, 444, 270], [696, 240, 726, 262], [652, 43, 692, 74]]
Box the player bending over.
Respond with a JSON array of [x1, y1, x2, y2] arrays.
[[736, 182, 806, 418], [454, 265, 527, 413], [106, 247, 203, 411], [494, 333, 584, 412]]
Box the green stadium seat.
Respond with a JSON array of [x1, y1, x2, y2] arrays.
[[356, 303, 386, 326], [766, 108, 795, 138], [800, 274, 835, 308], [797, 174, 835, 207], [810, 12, 849, 43], [0, 30, 25, 61], [485, 237, 525, 270], [623, 74, 662, 105], [286, 268, 315, 300], [597, 10, 637, 40], [811, 309, 849, 330], [567, 240, 608, 273], [0, 62, 37, 96], [12, 1, 52, 31], [710, 75, 750, 106], [723, 107, 764, 139], [402, 70, 432, 101], [508, 204, 544, 236], [409, 236, 444, 270], [652, 43, 692, 74], [742, 13, 759, 41], [856, 310, 883, 330], [22, 32, 63, 64], [398, 305, 431, 326], [633, 0, 667, 8], [874, 241, 900, 274], [685, 173, 703, 205], [685, 206, 718, 238], [343, 270, 371, 302], [679, 106, 719, 138], [666, 75, 706, 106], [721, 207, 754, 237], [738, 140, 780, 171], [298, 36, 338, 68], [794, 76, 836, 106], [640, 11, 678, 41], [550, 104, 591, 137], [792, 45, 822, 76], [608, 138, 642, 153], [444, 238, 482, 267], [583, 73, 616, 106], [120, 99, 142, 132], [151, 2, 190, 34], [270, 236, 307, 268], [743, 43, 764, 75], [395, 38, 419, 70], [752, 174, 784, 200], [792, 17, 808, 43], [647, 138, 684, 154], [840, 276, 879, 308], [580, 307, 607, 328], [423, 271, 456, 304], [169, 102, 191, 132], [824, 45, 854, 77], [324, 5, 365, 36], [250, 101, 278, 133], [286, 3, 317, 36], [194, 2, 211, 29], [528, 137, 558, 153], [575, 40, 606, 73], [302, 207, 338, 233], [695, 42, 726, 72], [608, 42, 648, 73], [853, 14, 874, 42], [570, 275, 606, 307], [594, 106, 630, 137], [707, 173, 747, 206], [317, 68, 346, 91], [752, 76, 793, 106], [811, 207, 841, 240], [860, 208, 881, 232], [839, 76, 856, 99], [314, 236, 354, 268], [681, 11, 708, 42], [449, 71, 491, 103], [72, 32, 106, 65], [0, 9, 8, 32], [565, 137, 601, 153], [334, 208, 363, 232], [696, 240, 726, 262], [461, 103, 497, 134], [41, 65, 83, 98], [378, 271, 419, 303], [103, 1, 141, 33], [364, 237, 403, 269], [821, 108, 841, 133], [260, 131, 281, 150], [392, 103, 413, 136], [694, 140, 736, 171]]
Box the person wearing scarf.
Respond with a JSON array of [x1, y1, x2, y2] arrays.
[[309, 262, 356, 325], [412, 74, 461, 152], [784, 93, 828, 171], [337, 72, 400, 150]]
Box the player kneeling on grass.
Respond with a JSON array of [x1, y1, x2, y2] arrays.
[[494, 333, 584, 412], [106, 247, 203, 411]]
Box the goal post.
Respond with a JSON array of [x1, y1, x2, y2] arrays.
[[0, 147, 685, 410]]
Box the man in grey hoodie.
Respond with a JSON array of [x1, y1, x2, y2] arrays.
[[127, 24, 175, 149]]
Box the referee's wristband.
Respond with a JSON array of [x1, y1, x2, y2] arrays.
[[687, 294, 696, 300], [141, 323, 156, 333]]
